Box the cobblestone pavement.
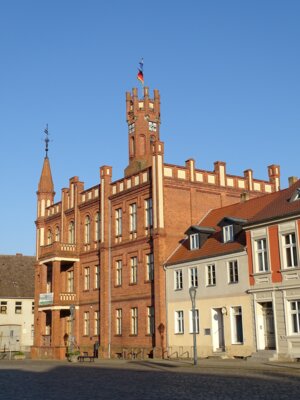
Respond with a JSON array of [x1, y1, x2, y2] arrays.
[[0, 358, 300, 400]]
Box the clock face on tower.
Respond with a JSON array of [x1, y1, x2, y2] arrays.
[[148, 121, 157, 132], [128, 123, 135, 134]]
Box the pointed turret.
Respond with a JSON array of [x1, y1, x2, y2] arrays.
[[38, 156, 54, 194]]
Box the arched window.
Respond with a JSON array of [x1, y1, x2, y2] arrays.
[[85, 215, 91, 244], [68, 221, 75, 244], [95, 212, 101, 242], [47, 229, 52, 245], [55, 226, 60, 242], [130, 136, 135, 157]]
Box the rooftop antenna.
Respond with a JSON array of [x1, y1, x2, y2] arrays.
[[44, 124, 49, 158]]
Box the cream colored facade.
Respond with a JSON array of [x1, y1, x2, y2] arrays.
[[166, 251, 255, 359]]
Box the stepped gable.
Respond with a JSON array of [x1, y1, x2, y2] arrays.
[[0, 254, 35, 298]]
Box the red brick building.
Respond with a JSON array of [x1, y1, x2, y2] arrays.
[[32, 86, 280, 359]]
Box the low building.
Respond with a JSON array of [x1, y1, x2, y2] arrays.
[[0, 254, 35, 352]]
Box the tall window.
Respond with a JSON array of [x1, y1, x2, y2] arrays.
[[67, 270, 74, 292], [189, 267, 198, 287], [94, 311, 100, 336], [190, 233, 199, 250], [189, 309, 199, 333], [290, 301, 300, 333], [95, 212, 101, 242], [94, 265, 100, 289], [55, 226, 60, 242], [145, 198, 153, 229], [115, 208, 122, 237], [116, 309, 122, 335], [131, 307, 138, 335], [223, 225, 234, 243], [116, 260, 122, 286], [32, 302, 35, 314], [130, 257, 137, 284], [255, 238, 269, 272], [15, 301, 22, 314], [231, 306, 243, 343], [228, 260, 239, 283], [47, 229, 52, 245], [84, 311, 90, 336], [207, 264, 216, 286], [147, 306, 155, 335], [284, 233, 298, 268], [0, 301, 7, 314], [84, 215, 91, 244], [84, 267, 90, 290], [68, 221, 75, 244], [146, 253, 154, 281], [175, 310, 184, 334], [175, 269, 183, 290], [129, 203, 137, 234]]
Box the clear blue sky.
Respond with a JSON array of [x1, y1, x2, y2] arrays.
[[0, 1, 299, 256]]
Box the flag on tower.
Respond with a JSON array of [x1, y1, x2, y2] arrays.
[[137, 58, 144, 85]]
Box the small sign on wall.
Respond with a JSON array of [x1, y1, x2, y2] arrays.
[[204, 328, 211, 336]]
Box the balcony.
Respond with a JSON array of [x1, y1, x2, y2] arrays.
[[39, 242, 79, 259], [59, 293, 77, 304]]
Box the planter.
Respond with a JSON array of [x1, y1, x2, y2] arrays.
[[14, 355, 25, 360], [67, 355, 79, 363]]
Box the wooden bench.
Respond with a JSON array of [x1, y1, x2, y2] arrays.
[[78, 352, 95, 362]]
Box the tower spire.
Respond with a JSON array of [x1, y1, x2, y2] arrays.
[[44, 124, 49, 158]]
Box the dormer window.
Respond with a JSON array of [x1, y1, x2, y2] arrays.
[[190, 233, 199, 250], [223, 225, 234, 243], [289, 188, 300, 202]]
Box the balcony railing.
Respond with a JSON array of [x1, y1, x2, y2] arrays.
[[60, 293, 77, 302], [39, 242, 78, 259]]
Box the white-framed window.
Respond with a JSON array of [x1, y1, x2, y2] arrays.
[[255, 238, 269, 272], [55, 225, 60, 242], [0, 301, 7, 314], [290, 300, 300, 334], [206, 264, 216, 286], [95, 212, 101, 242], [189, 309, 199, 333], [68, 221, 75, 244], [283, 233, 298, 268], [84, 267, 90, 290], [190, 233, 199, 250], [94, 265, 100, 289], [146, 253, 154, 281], [223, 225, 234, 243], [145, 198, 153, 229], [174, 269, 183, 290], [231, 306, 243, 343], [116, 260, 122, 286], [189, 267, 198, 288], [115, 208, 122, 237], [131, 307, 138, 335], [116, 308, 122, 335], [15, 301, 22, 314], [67, 270, 74, 292], [94, 311, 99, 336], [147, 306, 155, 335], [228, 260, 239, 283], [84, 311, 90, 336], [129, 203, 137, 233], [130, 256, 137, 284], [84, 215, 91, 244], [175, 310, 184, 334]]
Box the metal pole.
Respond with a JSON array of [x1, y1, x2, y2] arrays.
[[189, 287, 197, 366]]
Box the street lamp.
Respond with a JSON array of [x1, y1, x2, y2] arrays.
[[69, 304, 75, 353], [189, 286, 197, 366]]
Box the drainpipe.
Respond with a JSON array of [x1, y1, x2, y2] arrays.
[[163, 263, 169, 356], [108, 199, 112, 358]]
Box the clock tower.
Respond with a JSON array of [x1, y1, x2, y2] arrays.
[[124, 86, 161, 177]]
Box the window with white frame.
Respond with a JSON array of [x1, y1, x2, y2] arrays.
[[228, 260, 239, 283], [255, 238, 269, 272], [206, 264, 216, 286], [129, 203, 137, 234], [283, 233, 298, 268], [174, 269, 183, 290], [0, 301, 7, 314], [130, 257, 137, 284], [94, 265, 100, 289], [94, 311, 99, 336], [145, 198, 153, 229], [189, 309, 199, 333], [189, 267, 198, 288], [67, 270, 74, 292], [190, 233, 199, 250], [131, 307, 138, 335], [290, 300, 300, 334], [84, 215, 91, 244], [147, 306, 155, 335], [175, 310, 184, 334], [95, 212, 101, 242], [116, 308, 122, 335], [115, 208, 122, 237], [55, 225, 60, 242], [84, 267, 90, 290], [116, 260, 122, 286], [146, 253, 154, 281], [68, 221, 75, 244], [84, 311, 90, 336], [223, 225, 234, 243], [15, 301, 22, 314], [231, 306, 243, 343]]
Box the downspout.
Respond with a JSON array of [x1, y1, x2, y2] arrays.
[[163, 263, 169, 356], [108, 198, 112, 358]]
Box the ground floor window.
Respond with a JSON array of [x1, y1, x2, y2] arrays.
[[175, 310, 184, 334], [290, 300, 300, 334], [231, 306, 243, 343]]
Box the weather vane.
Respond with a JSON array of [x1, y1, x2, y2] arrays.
[[44, 124, 49, 158]]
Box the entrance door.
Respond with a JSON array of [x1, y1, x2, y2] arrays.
[[262, 303, 276, 349], [211, 308, 225, 352]]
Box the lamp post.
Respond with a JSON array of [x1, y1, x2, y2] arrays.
[[189, 286, 197, 366], [69, 304, 75, 353]]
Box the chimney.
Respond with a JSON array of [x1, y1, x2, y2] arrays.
[[288, 176, 298, 187], [240, 192, 250, 203]]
